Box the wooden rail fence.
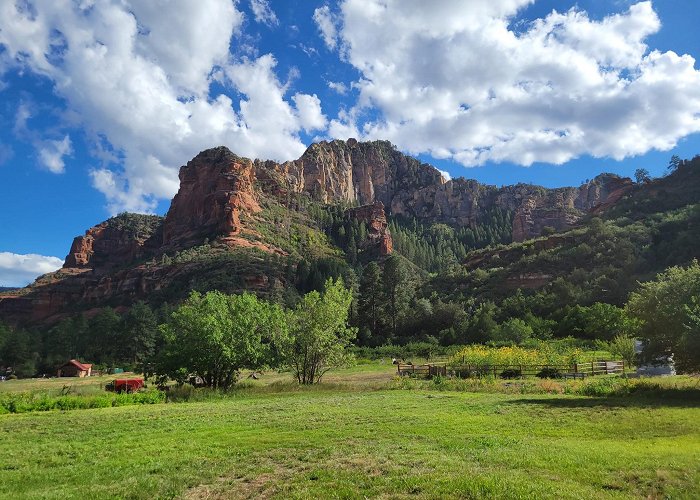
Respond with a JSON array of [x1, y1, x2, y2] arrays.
[[397, 360, 624, 379]]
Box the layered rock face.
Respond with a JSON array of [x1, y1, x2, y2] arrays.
[[345, 201, 393, 256], [511, 174, 633, 242], [276, 139, 445, 206], [274, 140, 631, 241], [163, 147, 261, 247]]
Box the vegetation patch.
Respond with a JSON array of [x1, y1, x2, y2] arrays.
[[0, 389, 165, 414]]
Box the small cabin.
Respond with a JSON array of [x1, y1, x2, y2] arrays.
[[57, 359, 93, 378]]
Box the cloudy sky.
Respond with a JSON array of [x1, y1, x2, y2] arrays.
[[1, 0, 699, 286]]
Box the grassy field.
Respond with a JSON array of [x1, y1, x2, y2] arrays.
[[0, 363, 699, 499]]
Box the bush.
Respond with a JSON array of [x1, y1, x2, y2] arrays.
[[500, 369, 522, 379], [536, 367, 562, 379]]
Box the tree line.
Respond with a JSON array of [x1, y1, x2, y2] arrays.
[[1, 258, 698, 378], [0, 279, 355, 386]]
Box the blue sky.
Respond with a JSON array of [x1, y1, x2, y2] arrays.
[[0, 0, 699, 286]]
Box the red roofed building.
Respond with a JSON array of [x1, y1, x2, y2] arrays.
[[57, 359, 93, 378]]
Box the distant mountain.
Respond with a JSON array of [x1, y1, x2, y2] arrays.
[[3, 139, 688, 328]]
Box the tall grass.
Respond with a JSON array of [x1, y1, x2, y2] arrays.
[[0, 389, 165, 414], [385, 374, 700, 398]]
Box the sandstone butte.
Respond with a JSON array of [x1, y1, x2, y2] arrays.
[[0, 139, 632, 325]]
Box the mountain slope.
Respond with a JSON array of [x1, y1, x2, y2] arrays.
[[0, 139, 654, 326]]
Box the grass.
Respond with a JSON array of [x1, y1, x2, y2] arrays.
[[0, 364, 699, 498], [0, 374, 143, 396]]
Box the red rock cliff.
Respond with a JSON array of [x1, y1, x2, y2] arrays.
[[162, 146, 261, 247], [345, 201, 393, 256], [64, 213, 163, 269]]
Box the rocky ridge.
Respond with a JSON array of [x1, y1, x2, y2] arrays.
[[272, 140, 632, 242], [1, 139, 633, 325]]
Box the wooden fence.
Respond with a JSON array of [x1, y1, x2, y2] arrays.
[[397, 360, 624, 379]]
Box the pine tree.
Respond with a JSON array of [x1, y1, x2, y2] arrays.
[[382, 255, 416, 340], [358, 262, 383, 344]]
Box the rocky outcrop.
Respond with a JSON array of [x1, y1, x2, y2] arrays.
[[64, 214, 163, 269], [273, 139, 444, 207], [345, 201, 393, 256], [163, 147, 261, 247], [266, 140, 631, 241], [511, 174, 633, 241]]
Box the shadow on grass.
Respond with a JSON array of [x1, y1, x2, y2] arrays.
[[505, 389, 700, 409]]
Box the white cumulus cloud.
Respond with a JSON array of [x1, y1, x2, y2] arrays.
[[328, 0, 700, 166], [0, 252, 63, 287], [0, 0, 326, 213]]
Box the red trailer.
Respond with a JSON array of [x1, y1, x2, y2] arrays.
[[106, 378, 144, 393]]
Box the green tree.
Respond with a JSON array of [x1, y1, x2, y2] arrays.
[[280, 278, 356, 384], [626, 261, 700, 372], [382, 255, 415, 340], [493, 318, 533, 344], [87, 308, 121, 364], [634, 168, 651, 184], [579, 303, 635, 341], [0, 327, 36, 377], [466, 301, 498, 343], [607, 334, 637, 367], [156, 291, 286, 388], [668, 155, 682, 172], [121, 301, 158, 369], [358, 262, 383, 345]]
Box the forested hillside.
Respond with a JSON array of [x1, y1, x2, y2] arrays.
[[1, 148, 699, 375]]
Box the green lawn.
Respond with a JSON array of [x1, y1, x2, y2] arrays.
[[1, 372, 699, 499]]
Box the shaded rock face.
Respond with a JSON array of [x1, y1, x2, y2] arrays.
[[163, 147, 261, 247], [64, 214, 163, 269], [511, 174, 633, 242], [345, 201, 393, 256]]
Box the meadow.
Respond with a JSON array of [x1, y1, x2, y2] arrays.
[[0, 363, 698, 499]]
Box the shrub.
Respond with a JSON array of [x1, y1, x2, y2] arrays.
[[500, 369, 522, 379], [536, 367, 562, 379]]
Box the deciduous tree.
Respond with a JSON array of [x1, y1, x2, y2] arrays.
[[626, 261, 700, 372], [156, 291, 286, 388], [280, 278, 356, 384]]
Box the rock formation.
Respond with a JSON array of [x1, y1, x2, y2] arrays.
[[345, 201, 393, 256], [64, 213, 163, 269], [0, 139, 636, 326], [270, 140, 632, 241], [162, 146, 261, 247], [511, 174, 633, 242]]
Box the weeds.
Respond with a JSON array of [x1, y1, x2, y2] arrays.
[[384, 374, 700, 398], [0, 389, 165, 414]]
